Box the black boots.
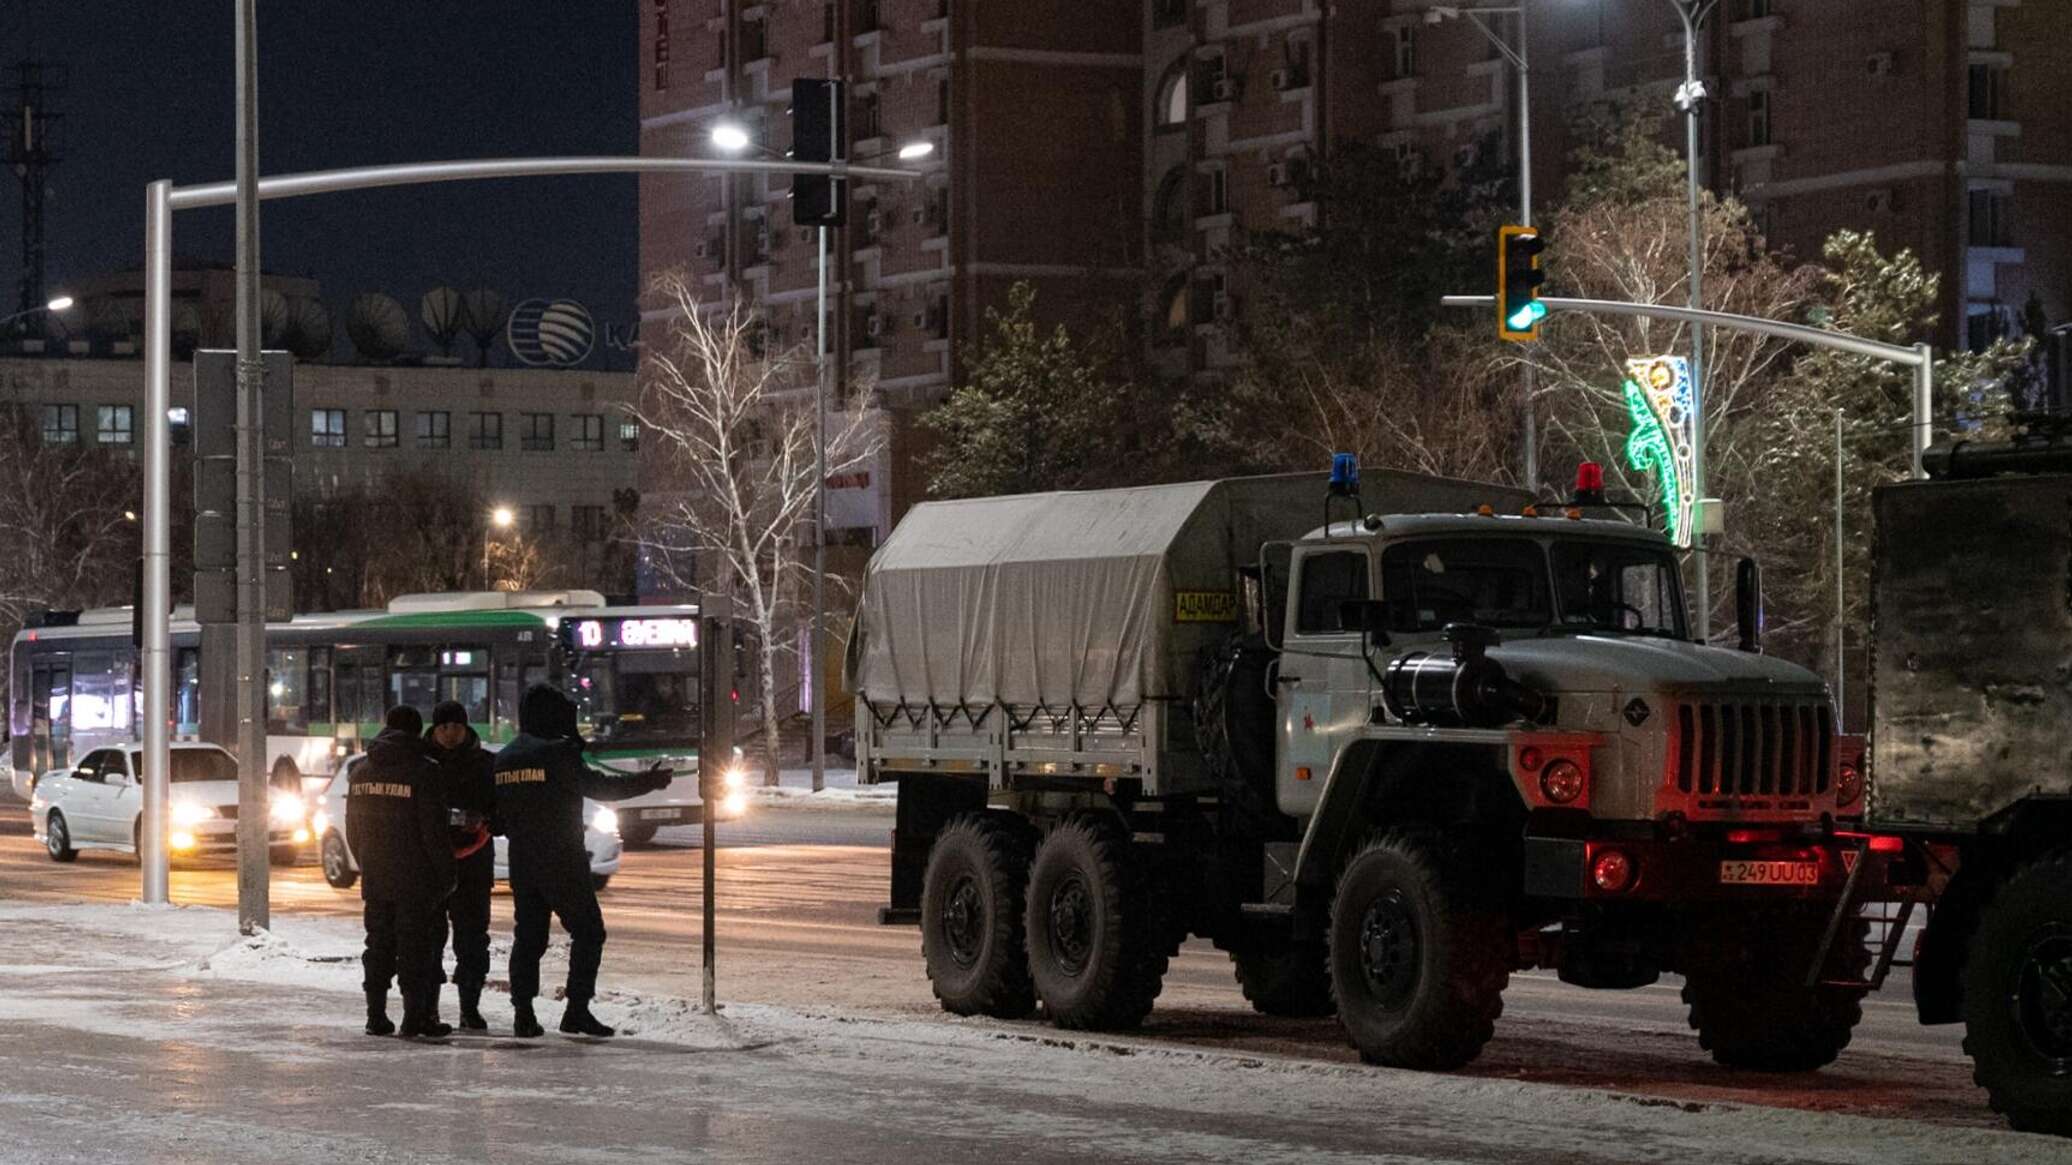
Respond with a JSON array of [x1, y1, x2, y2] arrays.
[[512, 1000, 545, 1039], [398, 991, 454, 1039], [559, 998, 616, 1038], [457, 984, 488, 1032], [365, 991, 395, 1037]]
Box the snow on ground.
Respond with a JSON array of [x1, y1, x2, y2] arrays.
[[748, 765, 894, 811], [0, 901, 2064, 1163]]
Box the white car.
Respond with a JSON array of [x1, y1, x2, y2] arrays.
[[31, 742, 311, 864], [312, 757, 624, 892]]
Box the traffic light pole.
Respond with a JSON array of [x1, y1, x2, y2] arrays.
[[812, 223, 828, 795], [232, 0, 269, 935], [135, 154, 919, 911]]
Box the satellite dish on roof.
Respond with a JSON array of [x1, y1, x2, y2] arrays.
[[282, 296, 334, 361], [460, 288, 507, 367], [260, 288, 289, 347], [346, 292, 410, 362], [421, 286, 464, 357]]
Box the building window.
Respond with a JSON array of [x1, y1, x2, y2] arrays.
[[96, 405, 133, 445], [364, 409, 399, 448], [469, 411, 503, 450], [822, 2, 836, 44], [1153, 167, 1188, 240], [855, 90, 880, 140], [1201, 167, 1228, 216], [524, 503, 556, 534], [521, 412, 556, 452], [1152, 0, 1187, 29], [40, 404, 78, 445], [1196, 50, 1229, 103], [1968, 187, 2008, 247], [1155, 59, 1189, 128], [1747, 89, 1770, 147], [1967, 302, 2010, 353], [571, 505, 607, 542], [619, 421, 641, 452], [415, 410, 450, 449], [1967, 62, 2005, 120], [1159, 274, 1190, 340], [311, 408, 346, 448], [572, 414, 604, 452], [652, 0, 669, 91], [1745, 0, 1770, 18], [936, 77, 950, 126], [1393, 27, 1418, 79], [854, 0, 879, 34]]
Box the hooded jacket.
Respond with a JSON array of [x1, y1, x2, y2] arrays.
[[346, 727, 455, 902], [493, 685, 665, 874], [428, 721, 498, 844]]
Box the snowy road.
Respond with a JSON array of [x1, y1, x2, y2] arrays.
[[0, 801, 2050, 1157]]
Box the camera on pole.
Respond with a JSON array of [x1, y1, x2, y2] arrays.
[[1496, 224, 1547, 342], [789, 77, 845, 227]]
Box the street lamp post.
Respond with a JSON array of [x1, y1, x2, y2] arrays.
[[709, 124, 933, 793], [0, 295, 74, 334], [1668, 0, 1719, 640], [1426, 5, 1534, 489], [485, 506, 514, 590]]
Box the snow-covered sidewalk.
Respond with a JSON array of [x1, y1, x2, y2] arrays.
[[0, 901, 2061, 1163], [746, 765, 895, 812]]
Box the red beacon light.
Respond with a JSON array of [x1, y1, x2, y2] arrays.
[[1572, 462, 1607, 506]]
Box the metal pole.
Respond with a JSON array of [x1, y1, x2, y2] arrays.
[[702, 762, 717, 1013], [1440, 295, 1928, 365], [1912, 341, 1934, 480], [1516, 8, 1537, 492], [232, 0, 269, 934], [1834, 408, 1845, 727], [812, 225, 828, 794], [140, 181, 173, 906], [1675, 0, 1711, 642]]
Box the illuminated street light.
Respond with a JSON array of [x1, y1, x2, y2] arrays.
[[896, 140, 934, 161], [710, 122, 752, 153]]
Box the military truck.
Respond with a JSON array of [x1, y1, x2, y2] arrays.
[[851, 463, 1871, 1071], [1856, 438, 2072, 1135]]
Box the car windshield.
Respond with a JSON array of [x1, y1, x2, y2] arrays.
[[569, 652, 699, 746], [153, 750, 240, 783], [1550, 541, 1687, 638], [1379, 538, 1553, 631]]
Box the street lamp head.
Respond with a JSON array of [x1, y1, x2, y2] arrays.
[[710, 122, 752, 153], [491, 506, 515, 529], [896, 140, 935, 161], [44, 295, 73, 312]]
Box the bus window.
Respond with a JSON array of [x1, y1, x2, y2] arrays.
[[266, 648, 307, 732], [439, 675, 490, 723], [32, 660, 71, 771], [388, 646, 438, 716], [175, 648, 201, 735], [73, 652, 124, 734], [336, 650, 385, 727], [307, 647, 333, 728]]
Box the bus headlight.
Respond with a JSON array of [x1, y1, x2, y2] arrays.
[[169, 831, 197, 852], [590, 806, 619, 835], [722, 791, 749, 817], [722, 766, 747, 792], [269, 792, 306, 825], [170, 802, 215, 828]]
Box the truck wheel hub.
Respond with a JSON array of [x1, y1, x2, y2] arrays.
[[2013, 925, 2072, 1074], [1358, 891, 1419, 1006], [1047, 874, 1094, 976], [942, 874, 985, 968]]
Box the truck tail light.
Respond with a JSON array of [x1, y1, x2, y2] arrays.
[[1592, 849, 1636, 893], [1540, 760, 1585, 804]]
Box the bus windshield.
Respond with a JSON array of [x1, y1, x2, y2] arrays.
[[568, 651, 699, 747]]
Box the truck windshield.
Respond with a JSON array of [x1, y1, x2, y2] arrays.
[[1550, 541, 1687, 638], [1380, 538, 1553, 631]]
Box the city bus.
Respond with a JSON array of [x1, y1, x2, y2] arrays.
[[7, 590, 743, 845]]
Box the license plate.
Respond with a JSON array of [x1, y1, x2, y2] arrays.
[[639, 808, 679, 821], [1719, 860, 1820, 886]]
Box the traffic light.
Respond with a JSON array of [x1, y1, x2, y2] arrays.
[[789, 77, 845, 227], [1496, 224, 1546, 341]]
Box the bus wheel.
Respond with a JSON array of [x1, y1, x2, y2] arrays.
[[44, 812, 78, 863]]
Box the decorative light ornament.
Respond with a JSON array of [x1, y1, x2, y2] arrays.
[[1621, 355, 1697, 548]]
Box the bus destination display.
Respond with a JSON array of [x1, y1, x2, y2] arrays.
[[568, 617, 698, 651]]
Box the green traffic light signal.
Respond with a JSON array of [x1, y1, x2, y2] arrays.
[[1497, 224, 1546, 342]]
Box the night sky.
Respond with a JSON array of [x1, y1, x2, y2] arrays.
[[0, 2, 639, 368]]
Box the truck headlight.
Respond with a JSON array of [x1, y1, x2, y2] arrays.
[[170, 802, 215, 827], [1836, 761, 1863, 807], [1539, 760, 1585, 804], [590, 806, 619, 835], [269, 792, 306, 825]]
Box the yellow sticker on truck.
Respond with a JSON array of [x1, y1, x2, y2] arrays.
[[1174, 591, 1238, 623]]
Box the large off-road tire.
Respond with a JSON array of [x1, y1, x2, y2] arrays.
[[1024, 815, 1169, 1030], [1680, 905, 1867, 1072], [1327, 830, 1509, 1070], [921, 812, 1037, 1019], [1232, 940, 1336, 1018], [1960, 849, 2072, 1136]]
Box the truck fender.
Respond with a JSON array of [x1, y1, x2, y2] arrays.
[[1914, 863, 1993, 1026], [1290, 735, 1516, 889]]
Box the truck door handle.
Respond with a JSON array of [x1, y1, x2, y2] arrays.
[[1274, 674, 1303, 685]]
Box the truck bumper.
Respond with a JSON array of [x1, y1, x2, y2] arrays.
[[1524, 834, 1868, 903]]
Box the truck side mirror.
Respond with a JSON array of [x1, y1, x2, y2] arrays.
[[1337, 599, 1392, 645], [1735, 557, 1764, 654]]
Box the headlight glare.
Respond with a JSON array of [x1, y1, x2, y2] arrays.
[[590, 806, 619, 835], [170, 802, 214, 827]]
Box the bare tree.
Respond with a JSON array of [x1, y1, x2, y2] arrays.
[[638, 271, 884, 783], [0, 406, 140, 667]]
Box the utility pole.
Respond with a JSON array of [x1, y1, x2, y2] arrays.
[[1669, 0, 1718, 640], [233, 0, 269, 934]]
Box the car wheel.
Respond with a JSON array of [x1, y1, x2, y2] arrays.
[[591, 874, 612, 892], [45, 811, 78, 863], [320, 830, 357, 889], [620, 823, 660, 849]]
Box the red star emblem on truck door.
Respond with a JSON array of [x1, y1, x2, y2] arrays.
[[1302, 712, 1316, 732]]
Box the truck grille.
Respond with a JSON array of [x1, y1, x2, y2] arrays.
[[1674, 702, 1832, 797]]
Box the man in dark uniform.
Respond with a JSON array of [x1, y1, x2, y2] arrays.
[[494, 683, 668, 1038], [349, 705, 456, 1038], [427, 700, 496, 1032]]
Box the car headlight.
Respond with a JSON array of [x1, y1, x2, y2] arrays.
[[269, 792, 307, 825], [590, 806, 619, 835], [170, 802, 215, 827], [721, 791, 748, 817], [722, 766, 747, 792], [311, 810, 331, 835]]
